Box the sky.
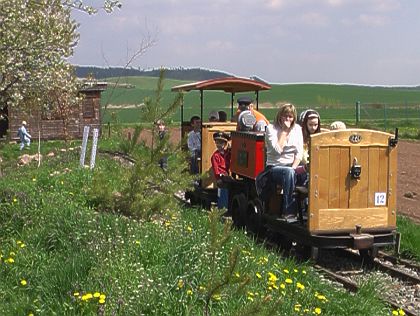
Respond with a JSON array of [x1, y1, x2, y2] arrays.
[[70, 0, 420, 85]]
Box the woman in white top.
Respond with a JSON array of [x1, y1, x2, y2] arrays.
[[265, 104, 303, 219]]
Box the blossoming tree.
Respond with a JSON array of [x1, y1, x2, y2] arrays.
[[0, 0, 121, 113]]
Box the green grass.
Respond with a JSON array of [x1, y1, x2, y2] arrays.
[[397, 216, 420, 261], [0, 140, 401, 315]]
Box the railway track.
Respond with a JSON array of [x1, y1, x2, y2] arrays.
[[314, 249, 420, 316]]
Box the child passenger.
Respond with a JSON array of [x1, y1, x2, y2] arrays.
[[296, 109, 321, 186], [187, 116, 201, 174], [211, 132, 231, 209]]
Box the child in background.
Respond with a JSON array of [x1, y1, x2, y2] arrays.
[[17, 120, 31, 150], [155, 119, 168, 170], [211, 132, 231, 209], [187, 115, 201, 174], [330, 121, 346, 130], [296, 109, 322, 186]]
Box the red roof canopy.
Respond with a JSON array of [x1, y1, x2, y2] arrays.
[[171, 77, 271, 93]]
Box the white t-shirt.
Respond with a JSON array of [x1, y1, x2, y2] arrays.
[[265, 123, 303, 166], [187, 130, 201, 153]]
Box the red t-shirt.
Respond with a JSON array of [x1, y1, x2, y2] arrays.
[[211, 149, 231, 179]]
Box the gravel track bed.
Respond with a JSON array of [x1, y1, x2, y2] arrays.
[[316, 249, 420, 315]]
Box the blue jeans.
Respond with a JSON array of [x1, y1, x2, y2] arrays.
[[217, 188, 229, 209], [20, 136, 30, 150], [270, 165, 296, 216]]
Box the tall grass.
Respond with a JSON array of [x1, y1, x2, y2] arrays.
[[0, 142, 408, 315]]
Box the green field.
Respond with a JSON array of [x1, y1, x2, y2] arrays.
[[101, 76, 420, 131]]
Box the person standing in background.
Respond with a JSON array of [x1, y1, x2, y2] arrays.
[[17, 120, 31, 150]]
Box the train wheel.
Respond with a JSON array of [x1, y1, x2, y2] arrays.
[[271, 233, 293, 254], [359, 246, 378, 264], [300, 245, 319, 262], [246, 199, 266, 236], [231, 193, 247, 228]]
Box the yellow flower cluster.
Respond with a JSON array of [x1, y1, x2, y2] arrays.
[[314, 292, 328, 302], [392, 309, 405, 316], [74, 291, 106, 304]]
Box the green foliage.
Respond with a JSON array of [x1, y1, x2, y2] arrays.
[[89, 69, 193, 220], [0, 142, 402, 315], [118, 125, 144, 155], [397, 216, 420, 261]]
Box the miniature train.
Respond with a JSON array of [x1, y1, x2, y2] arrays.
[[172, 78, 400, 259]]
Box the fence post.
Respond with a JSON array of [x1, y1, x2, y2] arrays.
[[384, 103, 387, 131], [356, 101, 361, 125]]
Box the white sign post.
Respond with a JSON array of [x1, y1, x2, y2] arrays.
[[80, 126, 90, 167], [90, 128, 99, 170]]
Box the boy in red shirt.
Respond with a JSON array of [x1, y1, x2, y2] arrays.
[[211, 132, 231, 209]]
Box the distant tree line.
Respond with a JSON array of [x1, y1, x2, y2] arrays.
[[74, 66, 233, 81]]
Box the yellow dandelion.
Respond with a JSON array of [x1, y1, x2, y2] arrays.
[[302, 270, 307, 274], [99, 294, 106, 300], [165, 221, 171, 227], [17, 240, 22, 245], [6, 258, 14, 263], [235, 272, 240, 278], [199, 285, 206, 291], [304, 308, 310, 312], [256, 272, 262, 279], [177, 279, 184, 289], [247, 291, 254, 297], [296, 282, 305, 290], [398, 309, 406, 316], [186, 289, 193, 295], [268, 272, 278, 282], [314, 307, 322, 315], [99, 298, 105, 304], [187, 226, 192, 232], [283, 269, 289, 274], [280, 283, 286, 289], [20, 243, 25, 248], [247, 296, 254, 301], [20, 279, 27, 286], [392, 311, 399, 316], [294, 304, 301, 312], [13, 198, 17, 203], [135, 240, 140, 245], [294, 269, 298, 273], [28, 313, 34, 316], [61, 181, 64, 185], [93, 292, 100, 298], [32, 178, 36, 182], [285, 278, 293, 284], [73, 292, 80, 297], [211, 294, 221, 301]]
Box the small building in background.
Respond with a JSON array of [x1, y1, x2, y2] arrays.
[[6, 81, 107, 140]]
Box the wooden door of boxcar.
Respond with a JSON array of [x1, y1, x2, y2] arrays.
[[308, 129, 398, 233]]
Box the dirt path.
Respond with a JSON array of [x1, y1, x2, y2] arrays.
[[397, 140, 420, 223]]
